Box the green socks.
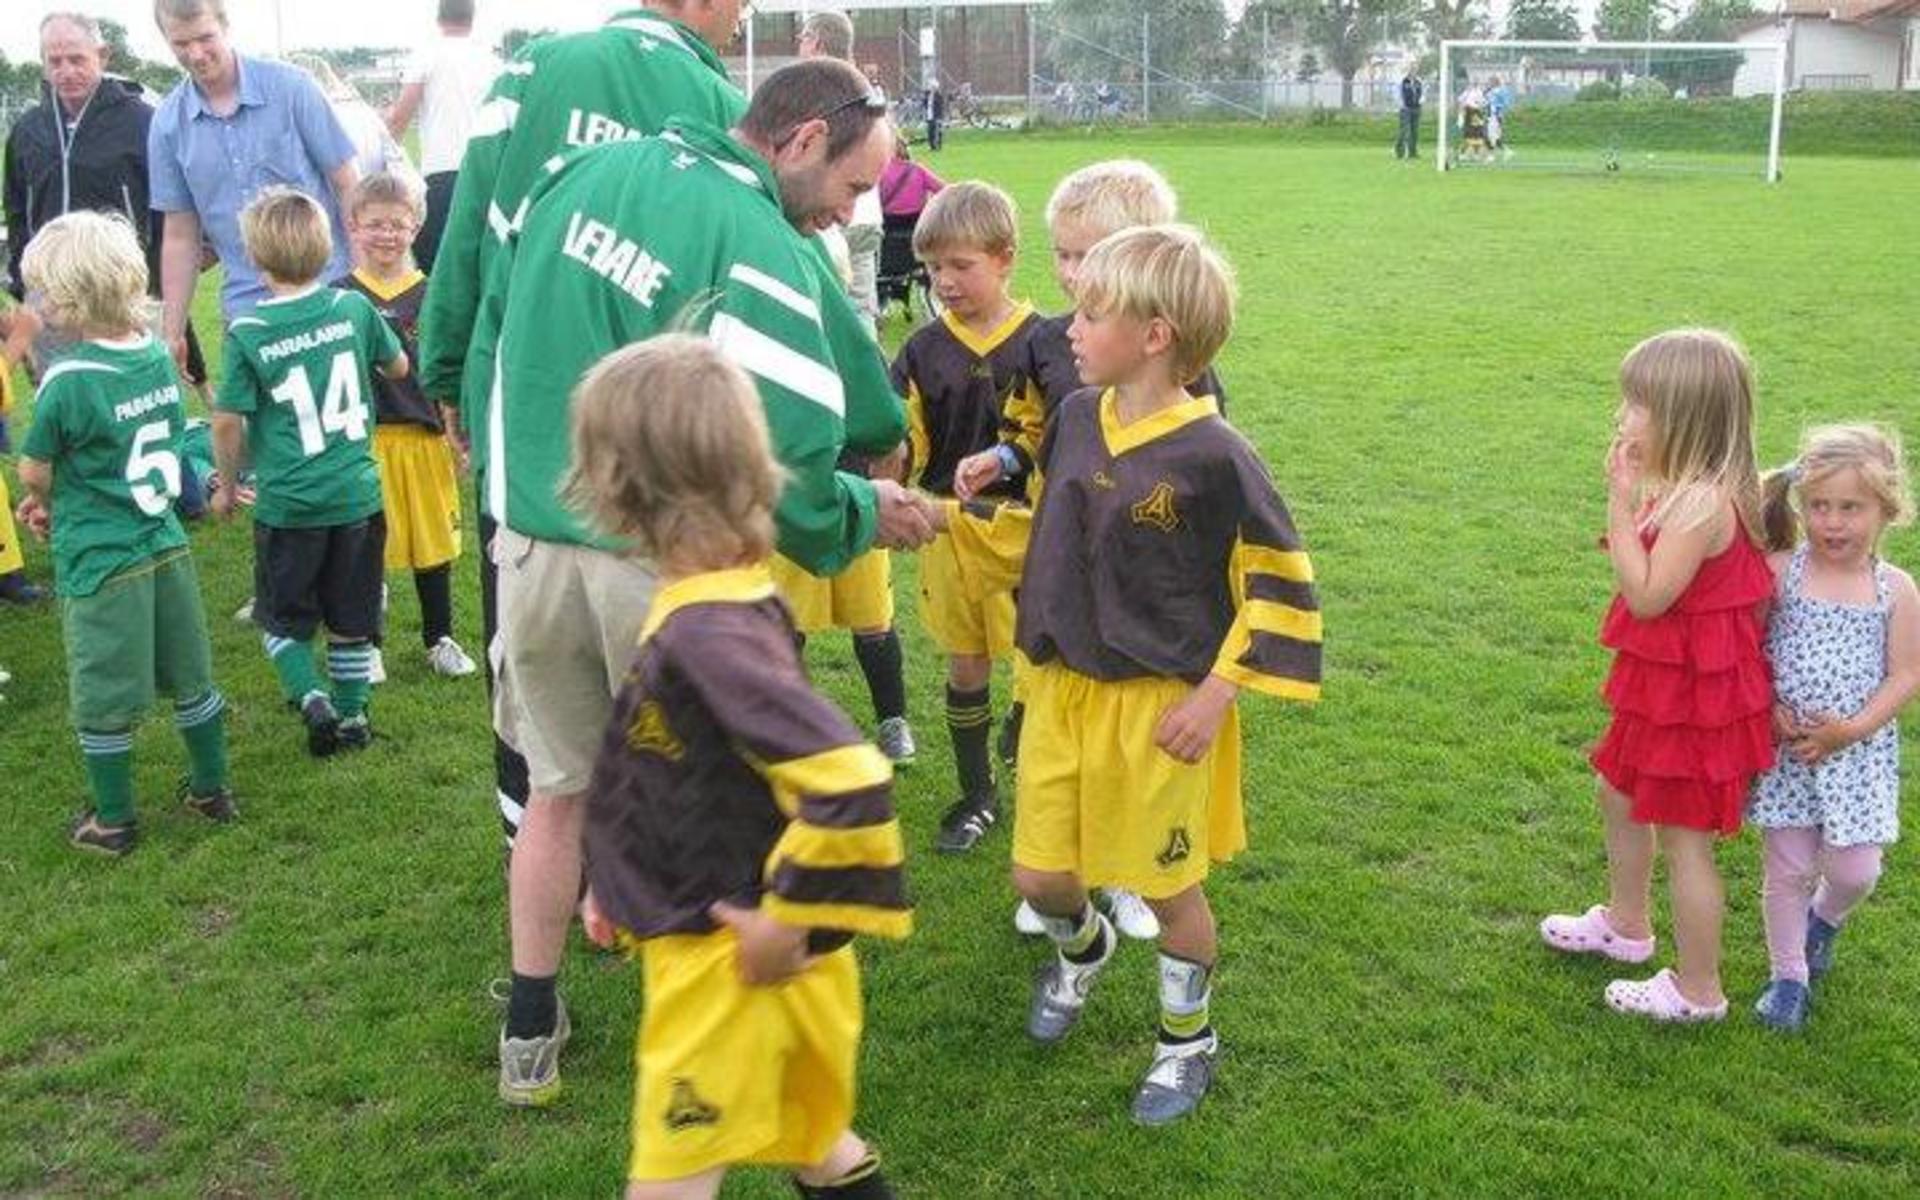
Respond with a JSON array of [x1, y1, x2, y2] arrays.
[[78, 729, 136, 825], [174, 691, 229, 795], [264, 633, 324, 706]]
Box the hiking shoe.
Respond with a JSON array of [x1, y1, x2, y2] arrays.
[[428, 636, 478, 678], [1806, 911, 1841, 981], [499, 999, 571, 1108], [1106, 889, 1161, 940], [935, 796, 997, 854], [178, 780, 237, 823], [996, 704, 1024, 772], [301, 693, 341, 757], [1026, 913, 1115, 1044], [1131, 1034, 1218, 1127], [69, 810, 137, 857], [875, 716, 916, 765], [367, 647, 387, 686], [1754, 979, 1811, 1033], [337, 716, 372, 752]]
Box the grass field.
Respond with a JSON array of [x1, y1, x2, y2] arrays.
[[2, 128, 1918, 1197]]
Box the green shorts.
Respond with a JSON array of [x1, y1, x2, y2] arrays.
[[62, 549, 216, 730]]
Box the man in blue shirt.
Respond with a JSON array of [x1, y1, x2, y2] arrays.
[[148, 0, 359, 365]]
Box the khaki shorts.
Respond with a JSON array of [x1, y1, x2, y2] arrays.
[[492, 528, 657, 796]]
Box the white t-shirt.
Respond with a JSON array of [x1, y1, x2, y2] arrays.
[[404, 32, 502, 175], [850, 185, 882, 231]]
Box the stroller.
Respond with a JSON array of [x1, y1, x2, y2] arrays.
[[877, 212, 936, 320]]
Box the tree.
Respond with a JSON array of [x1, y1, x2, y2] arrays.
[[1296, 49, 1322, 81], [1419, 0, 1490, 47], [1045, 0, 1231, 89], [1505, 0, 1581, 41], [1285, 0, 1415, 108], [1592, 0, 1673, 42], [98, 18, 134, 72], [1224, 1, 1294, 80], [1660, 0, 1754, 94]]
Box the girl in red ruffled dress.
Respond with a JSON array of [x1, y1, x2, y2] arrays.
[[1541, 329, 1775, 1023]]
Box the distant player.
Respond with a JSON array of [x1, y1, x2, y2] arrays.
[[938, 225, 1322, 1124], [211, 188, 408, 755], [572, 336, 910, 1198]]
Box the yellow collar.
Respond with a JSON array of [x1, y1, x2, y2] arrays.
[[640, 563, 778, 643], [940, 301, 1033, 359], [1099, 389, 1220, 457], [351, 266, 425, 302]]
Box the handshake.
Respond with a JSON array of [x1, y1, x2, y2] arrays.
[[869, 441, 1015, 552]]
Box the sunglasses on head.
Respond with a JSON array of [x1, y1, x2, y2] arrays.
[[777, 87, 888, 150]]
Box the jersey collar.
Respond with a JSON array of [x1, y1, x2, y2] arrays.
[[351, 267, 425, 302], [661, 118, 777, 197], [1098, 388, 1220, 457], [940, 301, 1034, 359], [603, 11, 730, 77], [640, 563, 779, 643]]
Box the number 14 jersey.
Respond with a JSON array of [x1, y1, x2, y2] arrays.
[[217, 287, 402, 529]]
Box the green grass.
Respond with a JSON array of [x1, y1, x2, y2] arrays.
[[4, 130, 1920, 1196]]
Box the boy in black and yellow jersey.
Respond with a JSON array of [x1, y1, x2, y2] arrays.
[[937, 225, 1321, 1127], [892, 181, 1039, 853], [572, 336, 909, 1200]]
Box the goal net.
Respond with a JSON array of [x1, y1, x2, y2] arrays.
[[1438, 40, 1788, 181]]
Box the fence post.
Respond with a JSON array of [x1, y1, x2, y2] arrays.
[[1261, 11, 1271, 120], [1027, 5, 1038, 128], [1141, 13, 1150, 122]]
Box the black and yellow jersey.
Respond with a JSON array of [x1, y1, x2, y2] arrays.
[[891, 303, 1038, 498], [337, 268, 441, 431]]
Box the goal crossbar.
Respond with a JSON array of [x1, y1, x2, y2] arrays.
[[1436, 39, 1789, 182]]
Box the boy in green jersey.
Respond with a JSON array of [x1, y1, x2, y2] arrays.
[[14, 212, 236, 857], [210, 189, 408, 756]]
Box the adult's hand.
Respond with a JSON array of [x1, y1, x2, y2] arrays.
[[871, 479, 935, 551]]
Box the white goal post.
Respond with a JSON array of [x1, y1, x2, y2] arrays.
[[1437, 39, 1789, 182]]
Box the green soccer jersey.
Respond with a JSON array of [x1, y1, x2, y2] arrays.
[[418, 11, 746, 410], [20, 336, 190, 598], [462, 118, 905, 575], [216, 287, 403, 529]]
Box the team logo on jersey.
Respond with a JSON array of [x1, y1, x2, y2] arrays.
[[1131, 481, 1180, 532], [664, 1078, 721, 1131], [626, 701, 685, 761], [1090, 470, 1117, 490], [1156, 826, 1193, 868]]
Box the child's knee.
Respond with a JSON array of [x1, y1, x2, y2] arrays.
[[947, 654, 990, 690], [1826, 845, 1884, 896], [1012, 864, 1082, 911]]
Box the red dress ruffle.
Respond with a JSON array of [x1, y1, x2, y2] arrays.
[[1589, 523, 1776, 834]]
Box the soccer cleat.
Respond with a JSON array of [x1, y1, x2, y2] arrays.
[[301, 693, 341, 758], [1026, 913, 1115, 1044], [1131, 1034, 1218, 1127], [498, 998, 571, 1108], [69, 810, 137, 858], [178, 780, 237, 823], [1013, 899, 1045, 936], [367, 647, 387, 686], [1106, 889, 1161, 940], [1806, 911, 1841, 981], [875, 716, 917, 765], [427, 636, 478, 679], [935, 797, 997, 854], [1753, 979, 1811, 1033], [337, 717, 373, 752]]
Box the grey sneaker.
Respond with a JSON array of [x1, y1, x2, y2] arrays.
[[498, 999, 571, 1108], [875, 716, 917, 765], [1026, 912, 1115, 1044], [1131, 1034, 1217, 1127]]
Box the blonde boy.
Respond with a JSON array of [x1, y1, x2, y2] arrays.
[[14, 211, 235, 856], [571, 336, 909, 1199], [211, 188, 407, 755], [939, 226, 1321, 1125], [892, 181, 1038, 853]]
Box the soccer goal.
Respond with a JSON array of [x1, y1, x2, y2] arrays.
[[1438, 40, 1788, 182]]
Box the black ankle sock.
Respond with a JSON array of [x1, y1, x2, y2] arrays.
[[945, 684, 993, 803], [505, 972, 557, 1038], [415, 564, 453, 647], [853, 631, 906, 721]]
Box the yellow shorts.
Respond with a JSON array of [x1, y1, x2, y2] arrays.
[[372, 424, 461, 571], [0, 470, 22, 576], [628, 930, 861, 1182], [768, 550, 894, 635], [918, 529, 1015, 659], [1013, 663, 1246, 899]]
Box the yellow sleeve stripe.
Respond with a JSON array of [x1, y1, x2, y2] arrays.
[[1243, 599, 1323, 643], [761, 896, 914, 940], [773, 820, 906, 871], [1239, 545, 1315, 584], [762, 744, 893, 815], [1217, 663, 1322, 703]]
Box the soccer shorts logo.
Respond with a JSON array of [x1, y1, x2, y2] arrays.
[[663, 1078, 721, 1132], [1156, 826, 1192, 868], [1130, 481, 1180, 532]]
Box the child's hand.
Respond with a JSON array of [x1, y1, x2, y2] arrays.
[[14, 494, 49, 540], [1605, 435, 1642, 503], [1154, 674, 1238, 764], [709, 900, 810, 986], [952, 449, 1004, 501], [580, 889, 616, 949], [1, 306, 39, 362], [1787, 713, 1854, 766], [1771, 702, 1802, 742]]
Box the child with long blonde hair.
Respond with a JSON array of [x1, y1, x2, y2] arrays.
[[1746, 425, 1920, 1031], [1540, 329, 1775, 1022]]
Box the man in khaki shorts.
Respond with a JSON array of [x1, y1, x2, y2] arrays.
[[473, 58, 933, 1106]]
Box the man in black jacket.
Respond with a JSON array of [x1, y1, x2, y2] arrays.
[[1396, 67, 1423, 161], [3, 12, 209, 392]]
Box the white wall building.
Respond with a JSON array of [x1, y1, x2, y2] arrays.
[[1735, 0, 1920, 94]]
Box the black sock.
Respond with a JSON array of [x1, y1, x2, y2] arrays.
[[853, 631, 906, 721], [794, 1153, 893, 1198], [505, 972, 557, 1039], [415, 564, 453, 647], [946, 684, 993, 804]]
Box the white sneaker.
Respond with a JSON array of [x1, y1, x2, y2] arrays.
[[427, 636, 478, 678], [1013, 899, 1045, 936], [1106, 889, 1161, 940], [232, 597, 255, 623], [368, 646, 387, 685]]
